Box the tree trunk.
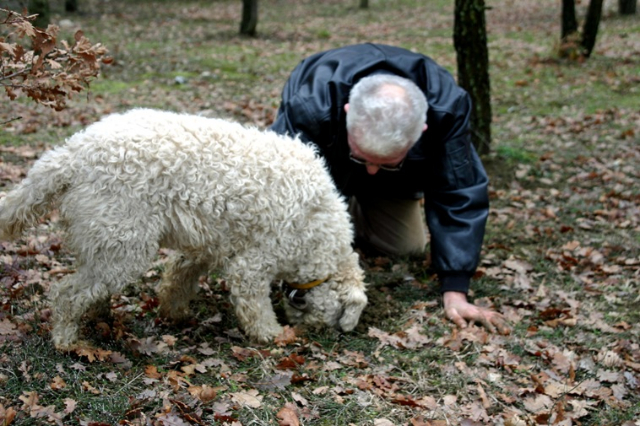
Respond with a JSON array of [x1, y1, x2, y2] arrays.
[[360, 0, 369, 8], [561, 0, 578, 39], [28, 0, 50, 28], [581, 0, 604, 58], [618, 0, 637, 14], [240, 0, 258, 37], [65, 0, 78, 13], [453, 0, 492, 155]]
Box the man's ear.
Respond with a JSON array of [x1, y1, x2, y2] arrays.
[[344, 103, 350, 114], [423, 124, 428, 132]]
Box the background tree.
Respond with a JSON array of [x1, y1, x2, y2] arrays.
[[581, 0, 604, 57], [562, 0, 578, 39], [618, 0, 636, 15], [360, 0, 369, 8], [560, 0, 605, 59], [65, 0, 79, 13], [27, 0, 50, 28], [453, 0, 492, 155], [239, 0, 258, 36]]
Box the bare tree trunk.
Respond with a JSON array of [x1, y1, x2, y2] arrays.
[[618, 0, 637, 14], [562, 0, 578, 38], [65, 0, 78, 13], [581, 0, 604, 57], [240, 0, 258, 37], [453, 0, 492, 155], [28, 0, 50, 28], [360, 0, 369, 8]]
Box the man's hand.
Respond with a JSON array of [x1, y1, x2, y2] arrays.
[[442, 291, 511, 335]]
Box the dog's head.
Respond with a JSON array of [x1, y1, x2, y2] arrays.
[[284, 253, 367, 333]]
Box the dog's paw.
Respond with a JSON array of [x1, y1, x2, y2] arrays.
[[54, 338, 94, 352], [157, 304, 192, 322], [245, 323, 284, 344]]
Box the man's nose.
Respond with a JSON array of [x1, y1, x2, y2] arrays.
[[366, 164, 380, 175]]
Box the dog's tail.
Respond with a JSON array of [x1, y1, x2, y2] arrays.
[[0, 145, 72, 240]]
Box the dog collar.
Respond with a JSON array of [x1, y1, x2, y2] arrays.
[[282, 277, 329, 311], [286, 277, 328, 290]]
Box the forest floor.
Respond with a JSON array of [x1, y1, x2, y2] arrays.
[[0, 0, 639, 425]]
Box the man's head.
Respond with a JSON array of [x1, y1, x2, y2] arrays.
[[345, 74, 428, 173]]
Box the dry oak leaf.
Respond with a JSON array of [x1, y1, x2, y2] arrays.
[[230, 389, 263, 408], [503, 414, 528, 426], [187, 384, 220, 403], [162, 334, 178, 347], [63, 398, 77, 415], [461, 419, 484, 426], [277, 406, 300, 426], [0, 318, 18, 335], [166, 370, 190, 392], [145, 365, 163, 379], [411, 418, 448, 426], [73, 346, 113, 363], [291, 391, 308, 406], [231, 346, 271, 361], [276, 354, 305, 370], [50, 375, 66, 390], [253, 371, 293, 391], [596, 349, 623, 368], [0, 404, 17, 425], [82, 381, 101, 395], [275, 325, 298, 346], [523, 394, 553, 413]]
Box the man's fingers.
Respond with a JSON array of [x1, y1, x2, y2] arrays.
[[478, 315, 496, 334], [491, 315, 512, 335], [455, 317, 468, 329], [446, 308, 468, 329], [443, 301, 511, 334]]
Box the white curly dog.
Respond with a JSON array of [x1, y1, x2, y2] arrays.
[[0, 109, 368, 350]]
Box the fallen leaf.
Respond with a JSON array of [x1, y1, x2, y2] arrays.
[[274, 325, 298, 346], [253, 371, 293, 391], [63, 398, 76, 415], [276, 406, 299, 426], [0, 404, 17, 425], [0, 319, 18, 335], [523, 394, 553, 412], [230, 389, 263, 408], [188, 385, 219, 403], [145, 365, 162, 379], [50, 376, 66, 390]]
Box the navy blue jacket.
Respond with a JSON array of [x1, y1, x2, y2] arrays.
[[271, 43, 489, 293]]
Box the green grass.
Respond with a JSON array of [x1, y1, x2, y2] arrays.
[[0, 0, 638, 424]]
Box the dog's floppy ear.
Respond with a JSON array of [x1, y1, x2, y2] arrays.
[[338, 285, 368, 332]]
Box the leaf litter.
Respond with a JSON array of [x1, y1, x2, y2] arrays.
[[0, 0, 639, 425]]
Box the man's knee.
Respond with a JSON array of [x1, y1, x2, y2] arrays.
[[349, 196, 427, 257]]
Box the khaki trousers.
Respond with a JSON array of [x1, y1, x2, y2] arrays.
[[348, 196, 427, 256]]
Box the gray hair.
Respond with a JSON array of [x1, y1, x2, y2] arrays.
[[346, 74, 428, 157]]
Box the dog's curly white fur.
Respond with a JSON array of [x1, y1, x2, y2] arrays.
[[0, 109, 368, 350]]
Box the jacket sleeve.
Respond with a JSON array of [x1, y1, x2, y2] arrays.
[[270, 95, 316, 143], [423, 94, 489, 294]]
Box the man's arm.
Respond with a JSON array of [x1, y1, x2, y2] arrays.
[[423, 94, 509, 334], [423, 93, 489, 294]]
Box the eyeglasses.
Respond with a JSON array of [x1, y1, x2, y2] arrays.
[[349, 153, 405, 172]]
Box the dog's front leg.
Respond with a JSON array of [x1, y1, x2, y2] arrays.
[[229, 283, 283, 342], [225, 258, 282, 342]]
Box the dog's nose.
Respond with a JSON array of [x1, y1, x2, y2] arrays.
[[285, 288, 309, 311]]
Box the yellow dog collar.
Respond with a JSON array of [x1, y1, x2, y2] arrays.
[[285, 277, 329, 290]]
